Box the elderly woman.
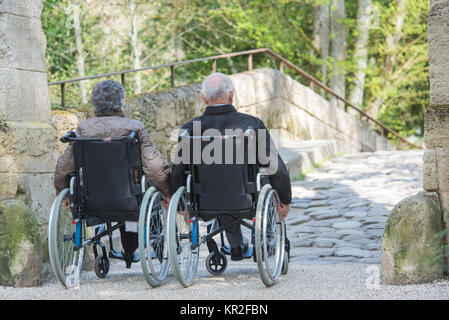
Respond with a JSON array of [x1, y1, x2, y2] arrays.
[[54, 80, 170, 267]]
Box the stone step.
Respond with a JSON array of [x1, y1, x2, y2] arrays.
[[278, 139, 345, 179]]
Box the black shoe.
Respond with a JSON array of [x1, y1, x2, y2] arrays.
[[230, 238, 253, 261], [230, 246, 243, 261], [123, 251, 140, 268]]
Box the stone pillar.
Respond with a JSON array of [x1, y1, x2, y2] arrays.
[[381, 0, 449, 284], [425, 0, 449, 231], [0, 1, 58, 239]]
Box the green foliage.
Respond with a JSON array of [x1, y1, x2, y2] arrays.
[[42, 0, 429, 142]]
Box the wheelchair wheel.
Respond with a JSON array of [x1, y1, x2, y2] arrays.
[[138, 187, 170, 287], [206, 252, 227, 276], [282, 251, 289, 275], [94, 254, 110, 278], [255, 184, 285, 287], [167, 186, 199, 288], [48, 188, 85, 288]]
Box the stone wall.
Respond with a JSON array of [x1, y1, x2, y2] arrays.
[[232, 69, 395, 153], [0, 0, 58, 229], [54, 68, 396, 162], [425, 0, 449, 229], [0, 0, 59, 286]]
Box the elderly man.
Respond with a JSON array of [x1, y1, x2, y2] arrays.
[[54, 80, 171, 267], [171, 72, 291, 261]]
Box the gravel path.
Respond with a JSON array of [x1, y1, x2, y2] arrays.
[[1, 261, 448, 300], [2, 150, 448, 300]]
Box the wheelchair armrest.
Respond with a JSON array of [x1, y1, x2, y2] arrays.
[[69, 175, 76, 195], [256, 170, 269, 192], [141, 174, 147, 194], [186, 174, 192, 194]]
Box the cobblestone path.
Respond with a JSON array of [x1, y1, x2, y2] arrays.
[[286, 150, 423, 265]]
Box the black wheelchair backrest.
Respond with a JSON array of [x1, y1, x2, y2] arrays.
[[180, 128, 258, 218], [63, 131, 142, 223]]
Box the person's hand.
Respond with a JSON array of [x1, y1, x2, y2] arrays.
[[178, 208, 190, 225], [276, 203, 289, 221], [162, 197, 170, 210], [62, 199, 71, 211]]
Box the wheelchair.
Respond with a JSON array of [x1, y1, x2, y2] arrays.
[[167, 128, 289, 288], [48, 131, 169, 288]]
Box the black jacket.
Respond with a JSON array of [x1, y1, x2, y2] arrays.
[[170, 104, 292, 205]]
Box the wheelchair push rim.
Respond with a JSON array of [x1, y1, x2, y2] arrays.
[[138, 186, 170, 287], [167, 186, 199, 288], [48, 188, 85, 288], [255, 184, 285, 287]]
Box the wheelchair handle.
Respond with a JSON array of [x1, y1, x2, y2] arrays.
[[177, 126, 255, 140], [127, 131, 137, 141], [244, 126, 254, 137], [60, 131, 77, 143], [59, 130, 138, 143]]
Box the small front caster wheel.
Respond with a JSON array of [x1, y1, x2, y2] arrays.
[[94, 254, 110, 278], [205, 252, 228, 276]]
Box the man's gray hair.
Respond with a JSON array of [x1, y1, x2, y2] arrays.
[[201, 72, 234, 102], [91, 80, 125, 116]]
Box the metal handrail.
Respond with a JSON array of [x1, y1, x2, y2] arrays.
[[48, 48, 420, 149]]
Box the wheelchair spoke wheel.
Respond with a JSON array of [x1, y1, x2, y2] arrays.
[[255, 184, 285, 287], [167, 186, 199, 288], [138, 187, 170, 287], [48, 188, 85, 288]]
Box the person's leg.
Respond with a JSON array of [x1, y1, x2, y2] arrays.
[[217, 216, 252, 261], [217, 216, 243, 249], [119, 224, 138, 268]]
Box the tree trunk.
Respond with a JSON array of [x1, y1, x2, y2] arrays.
[[329, 0, 346, 110], [385, 0, 406, 74], [313, 0, 330, 89], [312, 0, 330, 91], [73, 4, 87, 104], [130, 0, 141, 94], [348, 0, 372, 113], [368, 0, 406, 118]]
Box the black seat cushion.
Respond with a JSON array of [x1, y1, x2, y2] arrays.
[[196, 164, 253, 211], [192, 163, 256, 221]]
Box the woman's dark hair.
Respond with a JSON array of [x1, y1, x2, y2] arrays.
[[91, 80, 125, 116]]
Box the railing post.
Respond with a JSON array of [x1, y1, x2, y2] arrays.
[[212, 59, 216, 72], [279, 61, 284, 73], [309, 81, 314, 91], [170, 65, 175, 88], [248, 54, 253, 71], [61, 83, 66, 108], [121, 73, 126, 87]]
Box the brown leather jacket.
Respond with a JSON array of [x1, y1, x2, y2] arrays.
[[54, 114, 171, 197]]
